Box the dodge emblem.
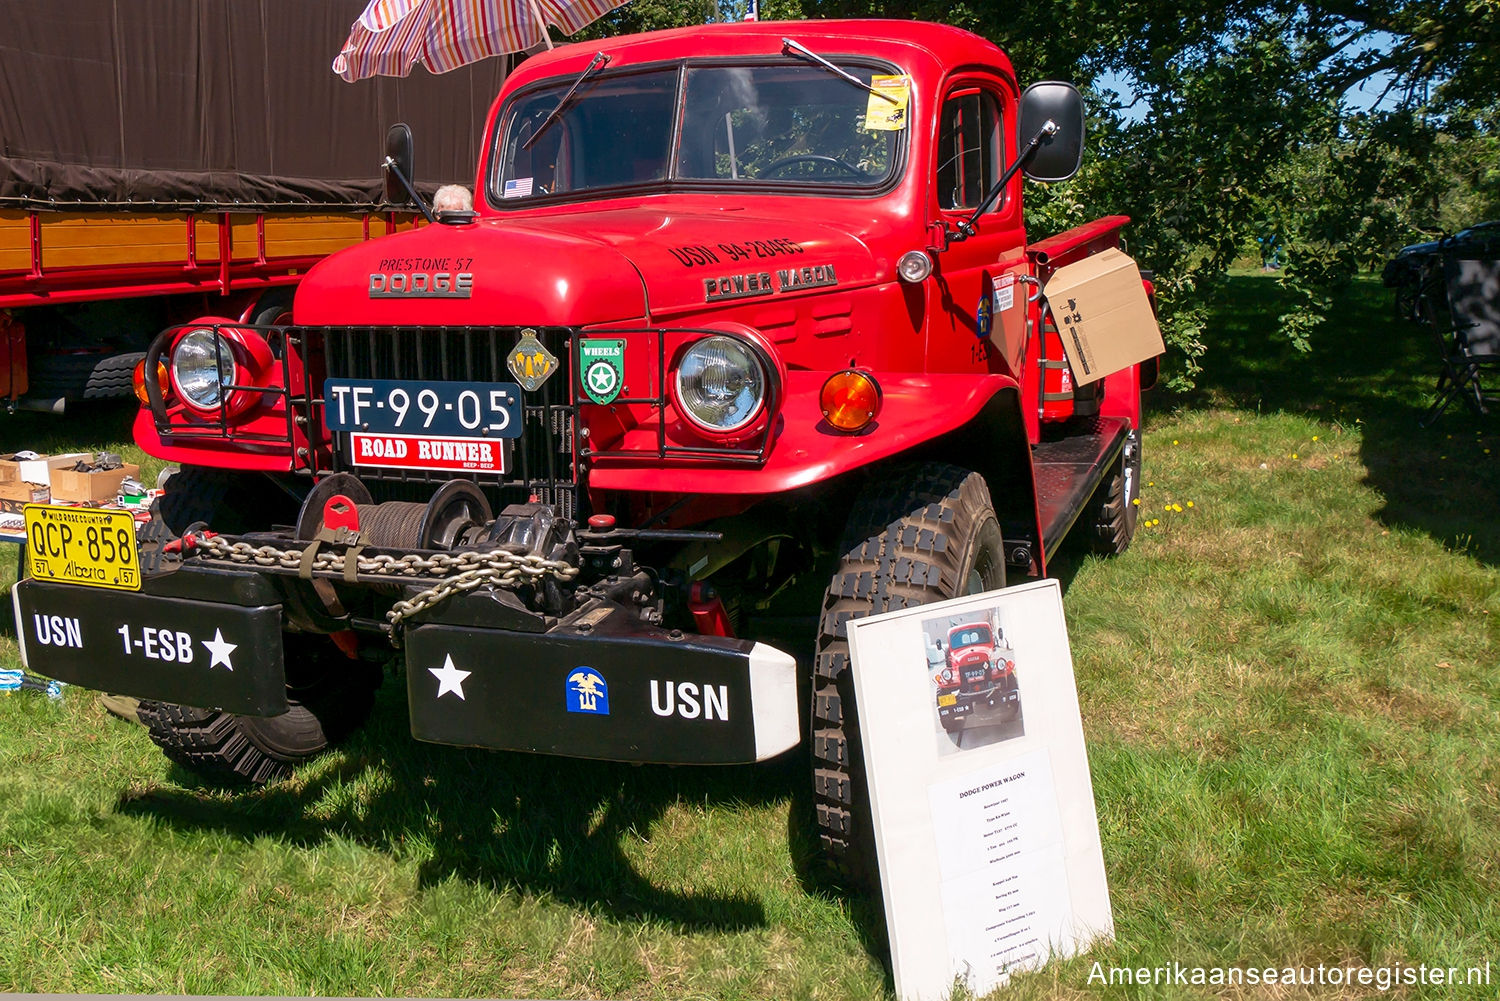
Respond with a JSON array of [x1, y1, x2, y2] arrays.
[[368, 271, 473, 298]]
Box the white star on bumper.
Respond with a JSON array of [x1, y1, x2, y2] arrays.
[[201, 629, 238, 671], [429, 655, 472, 700]]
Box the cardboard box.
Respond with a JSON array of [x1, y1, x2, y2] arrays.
[[1043, 248, 1164, 385], [49, 462, 140, 504], [0, 452, 92, 486], [0, 479, 50, 513]]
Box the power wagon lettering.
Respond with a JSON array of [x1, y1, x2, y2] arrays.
[[702, 264, 838, 302]]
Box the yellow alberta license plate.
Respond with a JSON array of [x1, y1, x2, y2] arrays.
[[24, 504, 141, 591], [937, 693, 958, 707]]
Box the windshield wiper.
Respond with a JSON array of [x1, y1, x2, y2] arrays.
[[781, 38, 897, 103], [522, 52, 610, 151]]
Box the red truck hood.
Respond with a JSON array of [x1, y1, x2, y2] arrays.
[[294, 205, 879, 326], [949, 647, 993, 670]]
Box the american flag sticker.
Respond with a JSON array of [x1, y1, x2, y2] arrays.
[[503, 177, 534, 198]]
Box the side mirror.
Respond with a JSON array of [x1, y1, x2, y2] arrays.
[[1019, 82, 1084, 182], [384, 123, 416, 205]]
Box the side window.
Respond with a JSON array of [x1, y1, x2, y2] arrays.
[[936, 90, 1003, 212]]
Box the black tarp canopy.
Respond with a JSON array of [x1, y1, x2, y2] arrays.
[[0, 0, 510, 210]]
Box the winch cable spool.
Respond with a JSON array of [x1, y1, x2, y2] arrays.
[[357, 501, 430, 548], [187, 474, 575, 642]]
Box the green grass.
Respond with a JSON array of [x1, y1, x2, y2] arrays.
[[2, 274, 1499, 998]]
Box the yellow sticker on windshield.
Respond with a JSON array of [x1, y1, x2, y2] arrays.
[[866, 75, 911, 131]]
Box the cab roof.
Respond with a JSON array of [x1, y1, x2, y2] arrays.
[[504, 19, 1014, 92]]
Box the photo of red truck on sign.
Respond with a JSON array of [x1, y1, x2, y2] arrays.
[[924, 607, 1023, 754]]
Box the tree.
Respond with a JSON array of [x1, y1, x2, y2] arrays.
[[781, 1, 1500, 383], [568, 2, 1499, 382]]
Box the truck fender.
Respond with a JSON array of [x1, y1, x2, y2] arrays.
[[587, 371, 1026, 497]]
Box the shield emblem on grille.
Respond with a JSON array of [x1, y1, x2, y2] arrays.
[[579, 338, 625, 405], [507, 328, 558, 392]]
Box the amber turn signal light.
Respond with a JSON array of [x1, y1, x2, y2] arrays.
[[133, 358, 170, 405], [820, 369, 882, 432]]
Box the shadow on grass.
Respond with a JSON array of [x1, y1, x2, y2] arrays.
[[1154, 273, 1500, 566], [115, 679, 884, 942]]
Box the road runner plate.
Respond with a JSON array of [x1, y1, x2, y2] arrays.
[[24, 504, 140, 591], [349, 432, 509, 474]]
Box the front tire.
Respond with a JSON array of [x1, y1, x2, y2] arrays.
[[154, 465, 297, 536], [812, 464, 1006, 888], [138, 635, 380, 785]]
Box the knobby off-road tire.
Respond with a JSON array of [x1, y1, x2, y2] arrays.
[[1082, 429, 1141, 556], [138, 637, 380, 785], [812, 464, 1007, 888]]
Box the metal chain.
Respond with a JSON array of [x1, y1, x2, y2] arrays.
[[190, 535, 579, 634]]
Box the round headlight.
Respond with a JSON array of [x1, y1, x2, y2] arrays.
[[171, 329, 236, 410], [674, 336, 767, 434]]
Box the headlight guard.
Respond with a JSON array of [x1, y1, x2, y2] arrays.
[[168, 321, 273, 418]]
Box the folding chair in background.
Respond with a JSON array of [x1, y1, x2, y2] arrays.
[[1418, 255, 1500, 427]]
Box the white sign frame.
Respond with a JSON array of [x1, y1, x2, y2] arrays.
[[847, 578, 1113, 1000]]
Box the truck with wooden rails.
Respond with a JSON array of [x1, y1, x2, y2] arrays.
[[0, 0, 503, 410], [11, 18, 1160, 886]]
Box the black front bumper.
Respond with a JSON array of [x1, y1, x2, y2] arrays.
[[13, 572, 289, 716], [936, 679, 1020, 723], [12, 564, 800, 765]]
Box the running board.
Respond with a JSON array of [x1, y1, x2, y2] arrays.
[[1032, 415, 1130, 560]]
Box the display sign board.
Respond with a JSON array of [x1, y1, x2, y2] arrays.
[[846, 579, 1113, 1000]]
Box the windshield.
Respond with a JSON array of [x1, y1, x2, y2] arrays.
[[491, 61, 903, 203], [950, 626, 992, 650]]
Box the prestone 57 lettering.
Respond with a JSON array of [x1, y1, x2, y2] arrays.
[[13, 20, 1159, 889]]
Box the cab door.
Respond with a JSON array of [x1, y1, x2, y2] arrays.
[[929, 82, 1030, 383]]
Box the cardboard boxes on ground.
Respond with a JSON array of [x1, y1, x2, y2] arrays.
[[1043, 248, 1165, 385], [51, 459, 141, 504], [0, 452, 140, 518]]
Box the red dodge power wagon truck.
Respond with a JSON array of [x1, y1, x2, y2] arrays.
[[935, 617, 1019, 732], [13, 19, 1158, 885]]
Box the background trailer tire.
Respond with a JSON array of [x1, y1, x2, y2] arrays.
[[811, 464, 1006, 888]]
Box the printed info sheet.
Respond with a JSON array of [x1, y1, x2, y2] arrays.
[[847, 579, 1113, 1001]]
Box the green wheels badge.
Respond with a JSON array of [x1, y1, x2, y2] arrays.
[[579, 338, 625, 405]]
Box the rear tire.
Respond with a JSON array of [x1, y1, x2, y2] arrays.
[[812, 464, 1006, 888], [1083, 429, 1140, 556], [138, 635, 380, 785]]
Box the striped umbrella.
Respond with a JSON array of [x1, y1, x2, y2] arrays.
[[333, 0, 631, 82]]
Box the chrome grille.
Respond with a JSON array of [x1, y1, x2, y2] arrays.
[[309, 325, 577, 517]]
